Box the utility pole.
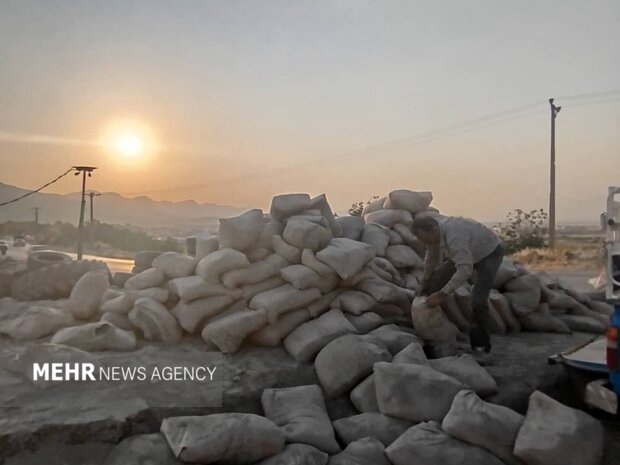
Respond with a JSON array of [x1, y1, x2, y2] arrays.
[[88, 191, 101, 223], [74, 166, 97, 260], [33, 207, 39, 224], [548, 98, 561, 249]]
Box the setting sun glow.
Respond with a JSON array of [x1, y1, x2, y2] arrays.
[[115, 133, 145, 157], [101, 118, 157, 161]]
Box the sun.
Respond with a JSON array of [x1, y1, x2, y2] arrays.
[[115, 133, 145, 157], [101, 118, 158, 161]]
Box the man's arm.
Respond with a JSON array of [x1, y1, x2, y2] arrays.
[[418, 245, 440, 294], [441, 234, 474, 295]]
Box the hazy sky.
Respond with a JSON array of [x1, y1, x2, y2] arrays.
[[0, 0, 619, 222]]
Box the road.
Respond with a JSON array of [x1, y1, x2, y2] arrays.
[[5, 246, 134, 274]]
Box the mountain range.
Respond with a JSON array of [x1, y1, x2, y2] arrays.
[[0, 181, 245, 233]]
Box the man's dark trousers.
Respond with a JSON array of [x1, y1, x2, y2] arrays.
[[426, 244, 505, 350]]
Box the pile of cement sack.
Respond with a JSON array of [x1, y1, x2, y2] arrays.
[[0, 189, 613, 353], [153, 346, 603, 465]]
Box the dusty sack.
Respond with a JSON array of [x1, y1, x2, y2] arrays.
[[270, 193, 312, 221], [504, 274, 542, 317], [361, 224, 391, 257], [171, 294, 235, 333], [51, 321, 136, 351], [169, 276, 240, 302], [284, 309, 358, 362], [315, 334, 392, 397], [328, 437, 390, 465], [385, 245, 423, 268], [272, 234, 302, 263], [513, 390, 604, 465], [374, 361, 463, 422], [152, 252, 198, 279], [69, 270, 110, 319], [316, 238, 375, 280], [125, 268, 165, 291], [218, 208, 265, 251], [385, 421, 506, 465], [161, 413, 285, 464], [283, 219, 332, 252], [337, 216, 365, 241], [248, 308, 311, 347], [255, 444, 328, 465], [411, 296, 459, 357], [383, 189, 433, 214], [201, 308, 267, 353], [249, 284, 321, 323], [442, 390, 524, 465], [129, 297, 182, 343], [0, 306, 73, 340], [261, 384, 340, 454], [221, 254, 286, 289], [196, 249, 250, 284], [364, 209, 413, 228], [429, 354, 498, 396], [333, 412, 413, 447]]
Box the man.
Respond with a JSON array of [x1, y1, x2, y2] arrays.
[[412, 212, 504, 352]]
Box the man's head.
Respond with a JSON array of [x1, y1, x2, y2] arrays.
[[412, 213, 441, 246]]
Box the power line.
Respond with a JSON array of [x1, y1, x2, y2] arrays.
[[0, 167, 76, 207]]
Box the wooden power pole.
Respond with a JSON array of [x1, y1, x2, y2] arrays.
[[548, 98, 561, 248]]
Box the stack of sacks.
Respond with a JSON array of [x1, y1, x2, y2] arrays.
[[25, 189, 612, 353]]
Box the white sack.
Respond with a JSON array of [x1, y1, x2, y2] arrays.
[[307, 289, 342, 318], [332, 290, 376, 315], [383, 189, 433, 214], [270, 193, 312, 221], [385, 245, 423, 268], [367, 324, 420, 355], [0, 306, 73, 340], [100, 292, 134, 315], [125, 268, 165, 291], [337, 216, 365, 241], [169, 275, 241, 302], [128, 297, 182, 343], [241, 276, 286, 301], [283, 219, 332, 252], [429, 354, 498, 396], [411, 296, 459, 358], [309, 193, 342, 237], [284, 309, 358, 362], [504, 274, 542, 317], [256, 221, 284, 250], [361, 196, 386, 215], [489, 290, 521, 332], [248, 308, 311, 347], [172, 294, 235, 333], [442, 390, 524, 465], [385, 421, 506, 465], [316, 238, 375, 280], [328, 437, 390, 465], [261, 384, 340, 454], [201, 308, 267, 353], [345, 312, 383, 334], [374, 361, 463, 422], [364, 209, 413, 228], [333, 412, 413, 447], [221, 254, 287, 289], [281, 264, 338, 293], [494, 256, 519, 288], [249, 284, 321, 323], [152, 252, 197, 279], [51, 321, 136, 351], [361, 224, 390, 257], [101, 311, 134, 331], [272, 234, 302, 263], [301, 248, 338, 277], [69, 270, 110, 319], [315, 334, 391, 397], [218, 208, 264, 251], [513, 391, 604, 465], [195, 248, 250, 284], [161, 413, 285, 464], [255, 444, 328, 465], [441, 294, 470, 332]]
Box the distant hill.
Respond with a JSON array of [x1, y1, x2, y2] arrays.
[[0, 181, 245, 231]]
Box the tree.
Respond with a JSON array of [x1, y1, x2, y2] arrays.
[[349, 196, 380, 216], [497, 208, 548, 254]]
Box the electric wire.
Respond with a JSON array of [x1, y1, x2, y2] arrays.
[[0, 167, 76, 207]]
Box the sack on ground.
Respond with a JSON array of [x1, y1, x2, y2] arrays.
[[255, 444, 328, 465], [328, 437, 390, 465], [513, 391, 604, 465], [315, 334, 391, 397], [128, 297, 182, 343], [284, 309, 358, 362], [69, 270, 110, 319], [333, 412, 413, 447], [161, 413, 285, 464], [442, 390, 524, 465], [261, 384, 340, 454], [374, 362, 463, 422], [201, 308, 267, 353], [429, 354, 498, 397], [51, 321, 136, 351], [385, 421, 506, 465]]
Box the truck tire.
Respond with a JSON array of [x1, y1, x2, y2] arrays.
[[26, 250, 72, 271], [10, 259, 111, 301]]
